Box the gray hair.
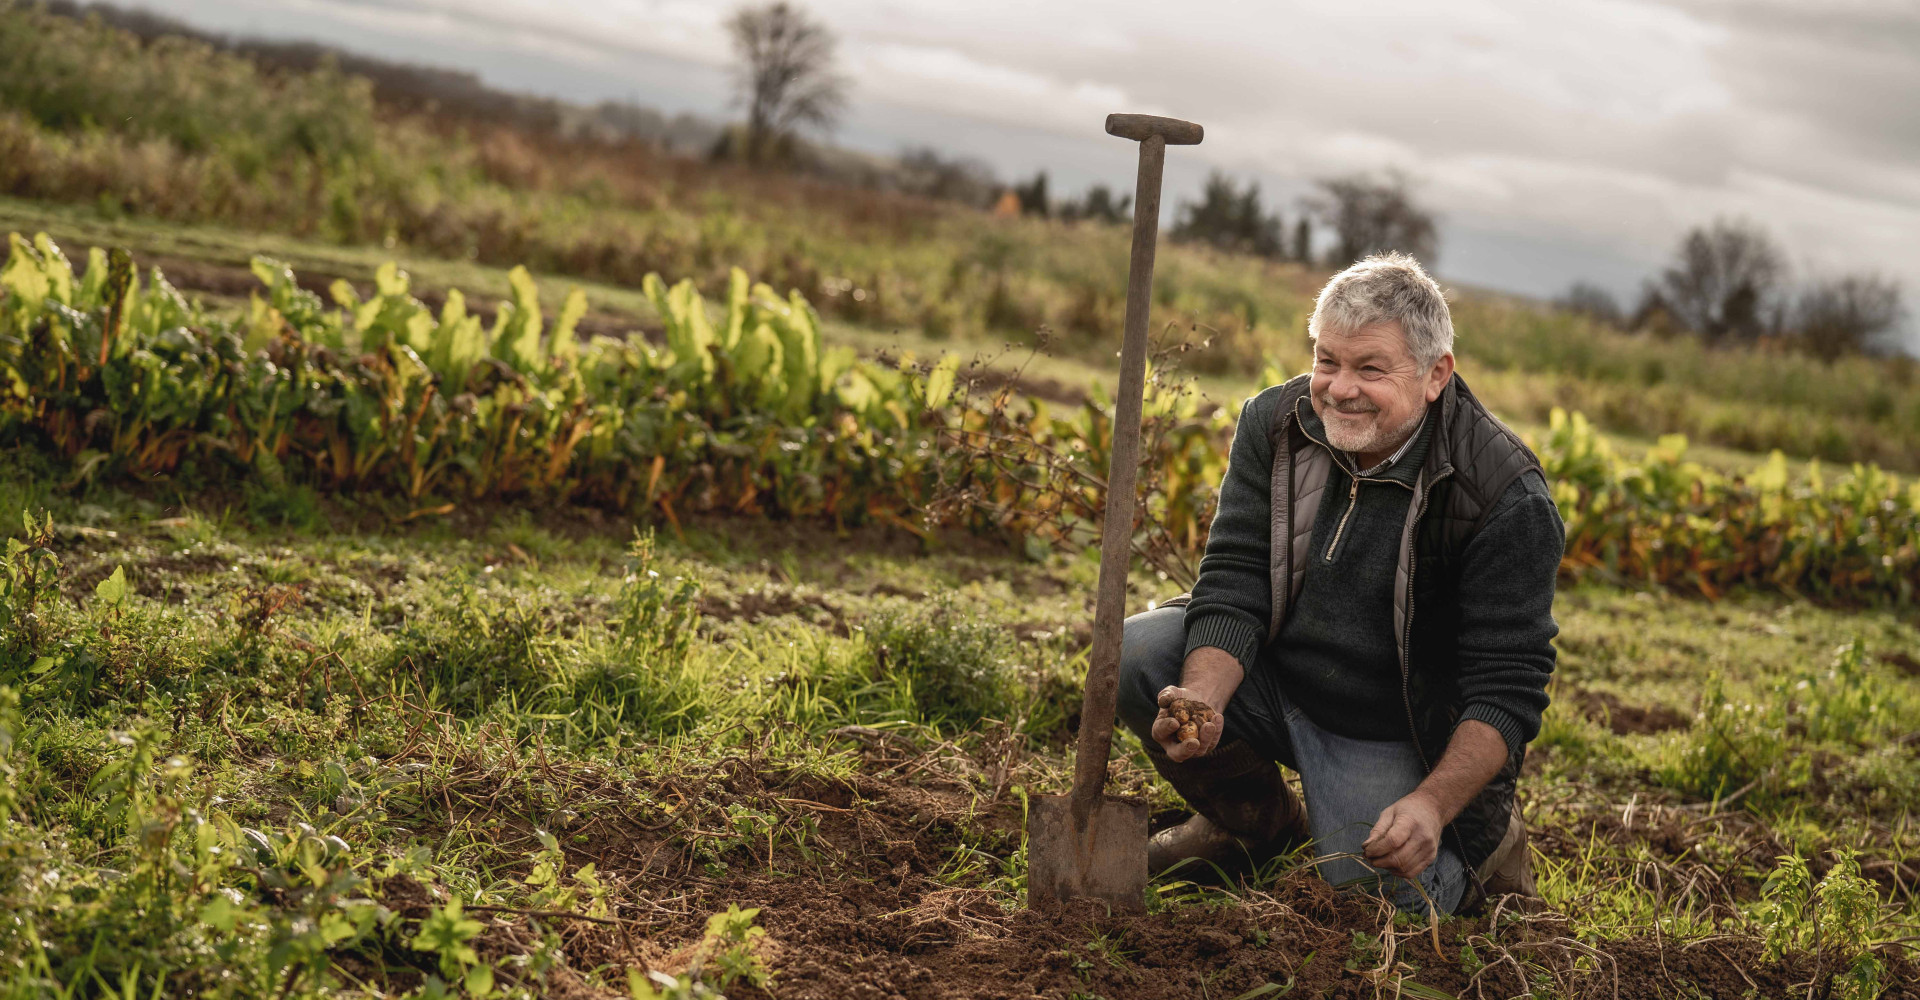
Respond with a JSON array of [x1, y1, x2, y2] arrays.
[[1307, 252, 1454, 367]]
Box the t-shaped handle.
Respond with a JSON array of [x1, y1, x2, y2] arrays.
[[1104, 113, 1203, 145]]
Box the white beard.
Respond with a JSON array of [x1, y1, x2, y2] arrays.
[[1315, 394, 1425, 458]]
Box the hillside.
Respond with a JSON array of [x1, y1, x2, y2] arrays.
[[2, 2, 1918, 471]]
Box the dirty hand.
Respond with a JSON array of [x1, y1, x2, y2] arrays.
[[1150, 687, 1224, 762], [1361, 792, 1443, 880]]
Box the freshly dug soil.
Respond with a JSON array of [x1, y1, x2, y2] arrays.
[[425, 732, 1920, 999]]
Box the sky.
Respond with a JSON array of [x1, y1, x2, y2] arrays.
[[123, 0, 1920, 346]]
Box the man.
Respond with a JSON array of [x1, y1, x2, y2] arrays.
[[1116, 252, 1563, 914]]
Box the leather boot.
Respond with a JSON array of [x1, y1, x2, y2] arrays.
[[1144, 740, 1309, 878], [1458, 807, 1537, 914]]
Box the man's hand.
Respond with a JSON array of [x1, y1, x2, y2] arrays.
[[1362, 792, 1444, 879], [1150, 687, 1225, 762]]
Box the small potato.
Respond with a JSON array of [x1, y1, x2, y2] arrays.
[[1166, 698, 1215, 744]]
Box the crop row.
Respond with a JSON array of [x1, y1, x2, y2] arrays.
[[2, 234, 1916, 603]]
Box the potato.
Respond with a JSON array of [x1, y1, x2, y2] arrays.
[[1166, 697, 1215, 744]]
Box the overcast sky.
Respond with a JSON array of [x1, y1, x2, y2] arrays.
[[131, 0, 1920, 346]]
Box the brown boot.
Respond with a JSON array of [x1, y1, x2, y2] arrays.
[[1459, 807, 1537, 914], [1144, 740, 1308, 878]]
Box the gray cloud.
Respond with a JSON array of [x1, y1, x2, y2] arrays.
[[125, 0, 1920, 343]]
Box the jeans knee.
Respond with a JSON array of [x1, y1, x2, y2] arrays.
[[1116, 606, 1185, 737]]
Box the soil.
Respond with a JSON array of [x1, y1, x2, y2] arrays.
[[1886, 650, 1920, 678], [408, 731, 1919, 1000], [1567, 687, 1691, 735]]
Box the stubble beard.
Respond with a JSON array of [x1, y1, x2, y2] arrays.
[[1314, 392, 1425, 458]]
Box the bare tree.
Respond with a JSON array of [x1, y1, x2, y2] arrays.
[[1307, 171, 1437, 267], [1653, 218, 1785, 345], [724, 2, 846, 165], [1793, 274, 1905, 361]]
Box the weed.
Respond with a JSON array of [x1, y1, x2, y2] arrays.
[[866, 595, 1017, 729], [1755, 852, 1885, 1000]]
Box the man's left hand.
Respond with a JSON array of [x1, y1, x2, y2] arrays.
[[1362, 792, 1444, 880]]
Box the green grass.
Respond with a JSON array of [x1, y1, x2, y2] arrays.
[[3, 469, 1917, 996]]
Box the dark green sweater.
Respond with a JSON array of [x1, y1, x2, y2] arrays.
[[1183, 385, 1561, 755], [1270, 401, 1431, 741]]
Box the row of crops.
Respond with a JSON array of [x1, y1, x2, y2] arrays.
[[3, 233, 1916, 603]]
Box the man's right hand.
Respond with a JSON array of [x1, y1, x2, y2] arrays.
[[1150, 686, 1226, 762]]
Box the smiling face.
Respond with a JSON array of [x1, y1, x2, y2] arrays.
[[1309, 320, 1455, 466]]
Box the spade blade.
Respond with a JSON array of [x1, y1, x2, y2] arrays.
[[1027, 794, 1149, 914]]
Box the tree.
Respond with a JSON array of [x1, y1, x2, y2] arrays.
[[1652, 218, 1785, 345], [1013, 171, 1050, 218], [1306, 171, 1437, 267], [1059, 183, 1131, 224], [1171, 171, 1284, 258], [724, 2, 846, 165], [1559, 282, 1625, 327], [1793, 275, 1905, 361], [897, 146, 1000, 207]]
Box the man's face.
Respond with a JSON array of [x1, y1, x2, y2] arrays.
[[1309, 321, 1452, 459]]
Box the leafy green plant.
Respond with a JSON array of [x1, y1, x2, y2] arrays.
[[1755, 852, 1885, 1000], [411, 899, 495, 997], [688, 904, 772, 992], [865, 595, 1018, 729], [1, 510, 60, 662]]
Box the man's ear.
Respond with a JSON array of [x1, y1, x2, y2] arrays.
[[1425, 353, 1455, 402]]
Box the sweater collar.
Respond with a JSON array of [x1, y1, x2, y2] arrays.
[[1295, 393, 1436, 488]]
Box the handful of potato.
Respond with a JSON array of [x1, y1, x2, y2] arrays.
[[1166, 698, 1215, 744]]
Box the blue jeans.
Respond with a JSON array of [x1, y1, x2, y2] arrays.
[[1117, 604, 1467, 914]]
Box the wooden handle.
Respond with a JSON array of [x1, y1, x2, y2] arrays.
[[1070, 131, 1173, 817]]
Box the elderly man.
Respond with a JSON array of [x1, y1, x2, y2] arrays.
[[1117, 252, 1563, 914]]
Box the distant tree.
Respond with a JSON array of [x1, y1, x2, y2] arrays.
[[1172, 171, 1284, 258], [723, 2, 846, 165], [897, 146, 1000, 207], [1792, 274, 1905, 361], [1306, 171, 1437, 267], [1652, 218, 1785, 345], [1559, 282, 1625, 327], [1059, 183, 1131, 224], [1013, 171, 1051, 218], [1290, 217, 1312, 264]]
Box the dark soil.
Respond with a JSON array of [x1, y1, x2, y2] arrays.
[[406, 731, 1918, 1000], [1568, 687, 1690, 735]]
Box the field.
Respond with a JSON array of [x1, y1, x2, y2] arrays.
[[4, 464, 1920, 999], [4, 6, 1920, 998]]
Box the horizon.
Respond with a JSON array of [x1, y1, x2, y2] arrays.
[[72, 0, 1920, 348]]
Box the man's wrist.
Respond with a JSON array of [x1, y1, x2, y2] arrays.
[[1179, 645, 1244, 709]]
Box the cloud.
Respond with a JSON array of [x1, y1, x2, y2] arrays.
[[138, 0, 1920, 341]]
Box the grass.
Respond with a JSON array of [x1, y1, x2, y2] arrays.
[[3, 463, 1918, 996]]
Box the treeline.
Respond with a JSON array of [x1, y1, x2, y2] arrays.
[[1563, 218, 1907, 361]]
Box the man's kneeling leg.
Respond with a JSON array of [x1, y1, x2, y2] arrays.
[[1280, 699, 1467, 915], [1141, 740, 1308, 877], [1116, 605, 1307, 877]]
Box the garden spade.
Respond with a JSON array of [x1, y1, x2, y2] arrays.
[[1029, 113, 1203, 914]]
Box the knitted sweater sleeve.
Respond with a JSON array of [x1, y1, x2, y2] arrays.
[[1181, 386, 1285, 672], [1452, 469, 1563, 755]]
